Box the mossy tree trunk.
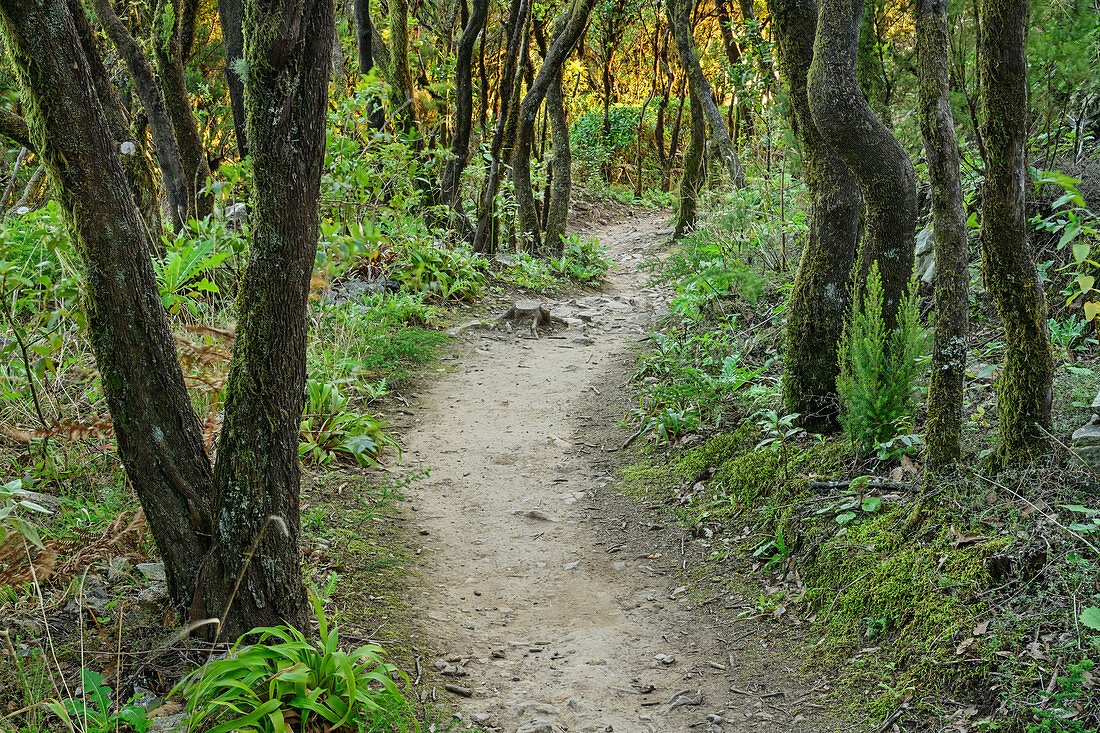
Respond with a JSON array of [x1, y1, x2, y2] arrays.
[[977, 0, 1054, 464], [1, 0, 333, 638], [668, 0, 747, 189], [154, 0, 214, 219], [218, 0, 248, 157], [0, 0, 214, 609], [198, 0, 334, 639], [544, 68, 571, 249], [388, 0, 418, 138], [439, 0, 487, 216], [808, 0, 916, 329], [674, 87, 705, 239], [916, 0, 969, 467], [513, 0, 596, 256], [770, 0, 863, 432], [472, 0, 529, 255], [89, 0, 190, 231]]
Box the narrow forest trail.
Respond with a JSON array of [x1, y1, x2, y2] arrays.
[[396, 212, 837, 733]]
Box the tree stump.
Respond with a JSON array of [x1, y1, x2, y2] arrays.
[[498, 300, 563, 338]]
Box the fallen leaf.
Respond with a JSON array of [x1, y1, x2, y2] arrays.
[[955, 637, 976, 656], [972, 620, 991, 636]]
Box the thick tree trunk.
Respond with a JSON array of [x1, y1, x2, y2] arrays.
[[218, 0, 248, 158], [388, 0, 418, 137], [668, 0, 747, 189], [155, 0, 214, 219], [199, 0, 333, 639], [89, 0, 189, 231], [513, 0, 597, 255], [352, 0, 386, 130], [333, 25, 349, 97], [544, 68, 571, 249], [674, 87, 705, 238], [916, 0, 968, 467], [770, 0, 863, 432], [808, 0, 916, 328], [472, 0, 529, 254], [977, 0, 1053, 463], [439, 0, 487, 213], [0, 0, 214, 608]]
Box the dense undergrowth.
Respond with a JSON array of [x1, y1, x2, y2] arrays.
[[621, 153, 1100, 730], [0, 85, 614, 732]]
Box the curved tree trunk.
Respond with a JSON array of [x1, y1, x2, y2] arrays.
[[674, 87, 705, 238], [770, 0, 863, 432], [89, 0, 189, 231], [513, 0, 597, 255], [807, 0, 916, 328], [0, 0, 214, 610], [439, 0, 487, 214], [916, 0, 968, 467], [155, 0, 214, 219], [977, 0, 1053, 464], [544, 68, 572, 250], [668, 0, 747, 189]]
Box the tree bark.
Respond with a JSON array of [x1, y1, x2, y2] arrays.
[[0, 0, 214, 609], [977, 0, 1053, 463], [544, 68, 571, 249], [770, 0, 863, 432], [915, 0, 968, 467], [668, 0, 747, 188], [513, 0, 597, 255], [89, 0, 189, 231], [674, 86, 705, 238], [155, 0, 214, 219], [439, 0, 487, 213], [807, 0, 916, 329], [218, 0, 248, 158], [388, 0, 418, 137], [472, 0, 529, 254]]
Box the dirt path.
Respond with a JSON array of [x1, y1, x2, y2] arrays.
[[398, 213, 833, 733]]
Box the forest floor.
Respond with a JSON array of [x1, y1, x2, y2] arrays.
[[383, 211, 847, 732]]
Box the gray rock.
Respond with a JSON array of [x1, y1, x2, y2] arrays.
[[147, 711, 187, 733], [572, 336, 594, 346], [138, 582, 169, 611], [135, 562, 167, 583], [1071, 416, 1100, 481], [1091, 390, 1100, 417], [515, 719, 555, 733]]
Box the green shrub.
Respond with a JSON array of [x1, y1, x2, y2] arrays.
[[837, 262, 925, 455], [175, 592, 411, 733]]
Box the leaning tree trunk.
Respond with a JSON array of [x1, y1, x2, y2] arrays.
[[155, 0, 214, 219], [198, 0, 334, 639], [64, 0, 166, 246], [770, 0, 863, 432], [807, 0, 916, 329], [218, 0, 248, 158], [0, 0, 215, 609], [513, 0, 597, 255], [916, 0, 969, 467], [439, 0, 487, 214], [977, 0, 1053, 464], [388, 0, 418, 138], [544, 68, 572, 250], [668, 0, 747, 189], [674, 87, 705, 239], [472, 0, 529, 254], [89, 0, 189, 231]]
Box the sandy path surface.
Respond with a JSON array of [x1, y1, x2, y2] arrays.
[[398, 213, 832, 733]]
